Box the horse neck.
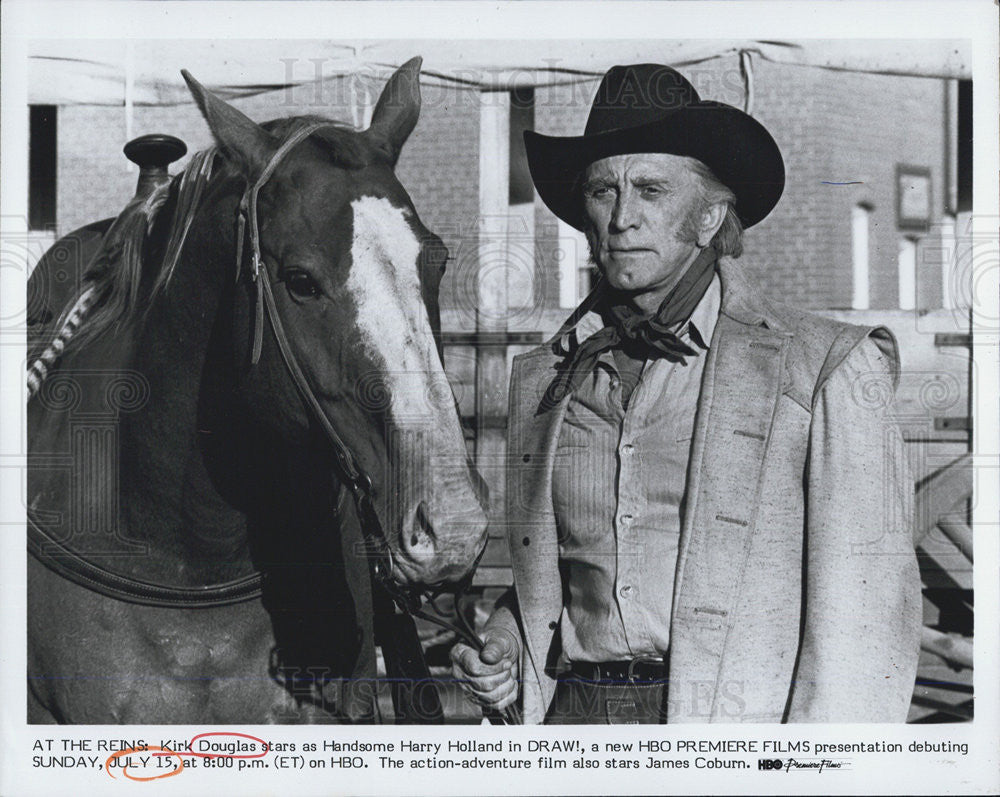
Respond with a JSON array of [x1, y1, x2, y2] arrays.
[[119, 179, 357, 592], [113, 185, 258, 584]]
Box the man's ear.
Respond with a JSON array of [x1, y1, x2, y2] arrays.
[[697, 201, 728, 248]]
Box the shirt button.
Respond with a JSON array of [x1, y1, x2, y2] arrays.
[[619, 585, 634, 598], [619, 514, 633, 525], [622, 443, 635, 455]]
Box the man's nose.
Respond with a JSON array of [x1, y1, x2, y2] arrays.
[[610, 192, 641, 232]]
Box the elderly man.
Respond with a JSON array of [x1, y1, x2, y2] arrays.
[[451, 64, 921, 724]]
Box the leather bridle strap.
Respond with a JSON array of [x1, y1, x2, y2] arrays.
[[239, 121, 332, 366], [256, 266, 404, 606]]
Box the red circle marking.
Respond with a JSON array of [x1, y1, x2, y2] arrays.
[[105, 746, 185, 781], [187, 731, 269, 759]]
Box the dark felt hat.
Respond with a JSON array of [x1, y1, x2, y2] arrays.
[[524, 63, 785, 230]]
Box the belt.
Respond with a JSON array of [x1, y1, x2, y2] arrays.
[[564, 657, 666, 684]]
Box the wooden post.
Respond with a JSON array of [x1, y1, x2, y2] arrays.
[[475, 91, 510, 513]]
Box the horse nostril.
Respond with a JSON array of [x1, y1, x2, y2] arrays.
[[412, 500, 434, 546]]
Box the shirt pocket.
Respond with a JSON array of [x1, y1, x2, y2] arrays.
[[556, 420, 593, 450]]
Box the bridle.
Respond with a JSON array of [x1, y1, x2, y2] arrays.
[[28, 124, 518, 723], [235, 122, 456, 616], [237, 122, 518, 722], [235, 123, 410, 606]]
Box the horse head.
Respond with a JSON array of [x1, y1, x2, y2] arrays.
[[183, 60, 488, 588]]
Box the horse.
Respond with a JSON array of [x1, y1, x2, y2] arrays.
[[26, 58, 490, 724]]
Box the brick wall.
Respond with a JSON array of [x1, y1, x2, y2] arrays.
[[533, 79, 599, 312], [529, 56, 952, 313], [53, 57, 953, 315], [56, 76, 483, 313], [747, 57, 949, 310], [395, 82, 481, 320]]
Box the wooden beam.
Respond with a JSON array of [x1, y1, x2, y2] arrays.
[[917, 546, 973, 590], [442, 331, 543, 347], [908, 694, 974, 721], [934, 417, 971, 432], [914, 453, 972, 545], [921, 627, 973, 669], [461, 415, 507, 432], [934, 332, 972, 347], [472, 566, 514, 587], [936, 518, 974, 562]]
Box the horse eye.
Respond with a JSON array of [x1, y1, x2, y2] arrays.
[[284, 269, 321, 298]]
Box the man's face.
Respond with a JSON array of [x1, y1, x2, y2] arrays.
[[582, 153, 705, 300]]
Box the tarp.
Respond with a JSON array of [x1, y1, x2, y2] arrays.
[[28, 38, 971, 106]]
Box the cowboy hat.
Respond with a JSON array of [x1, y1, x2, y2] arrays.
[[524, 63, 785, 231]]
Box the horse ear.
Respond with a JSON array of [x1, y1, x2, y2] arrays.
[[367, 57, 423, 165], [181, 70, 276, 177]]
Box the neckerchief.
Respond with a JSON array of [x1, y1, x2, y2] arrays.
[[542, 246, 717, 410]]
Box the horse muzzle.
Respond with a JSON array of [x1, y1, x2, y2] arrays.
[[391, 498, 489, 586]]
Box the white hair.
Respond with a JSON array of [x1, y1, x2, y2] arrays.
[[679, 157, 744, 258]]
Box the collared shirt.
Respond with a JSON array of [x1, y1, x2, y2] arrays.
[[551, 274, 722, 662]]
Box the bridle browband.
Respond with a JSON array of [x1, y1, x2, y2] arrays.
[[28, 123, 515, 722]]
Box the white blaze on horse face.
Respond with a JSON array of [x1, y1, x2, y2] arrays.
[[346, 194, 467, 455], [349, 196, 445, 419], [347, 195, 481, 581]]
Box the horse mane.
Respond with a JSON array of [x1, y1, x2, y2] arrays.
[[27, 115, 375, 398], [26, 182, 175, 396]]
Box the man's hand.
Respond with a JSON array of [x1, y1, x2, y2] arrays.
[[450, 628, 520, 711]]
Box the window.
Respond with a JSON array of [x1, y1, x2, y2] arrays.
[[508, 88, 534, 206], [508, 88, 535, 308], [557, 219, 593, 309], [898, 236, 917, 310], [957, 80, 972, 214], [851, 204, 872, 310], [29, 105, 57, 231]]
